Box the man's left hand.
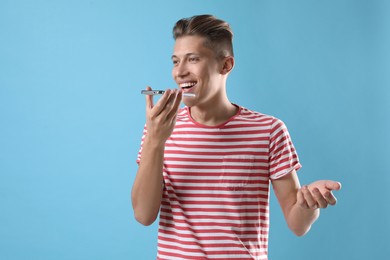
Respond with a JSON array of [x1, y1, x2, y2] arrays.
[[297, 180, 342, 209]]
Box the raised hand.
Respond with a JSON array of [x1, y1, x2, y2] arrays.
[[144, 86, 182, 144]]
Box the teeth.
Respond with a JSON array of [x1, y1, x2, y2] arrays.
[[179, 82, 196, 88]]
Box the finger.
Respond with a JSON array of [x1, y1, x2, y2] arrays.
[[159, 89, 178, 116], [166, 90, 182, 119], [324, 190, 338, 206], [174, 90, 183, 109], [302, 186, 318, 209], [312, 188, 328, 208], [145, 86, 154, 110], [297, 188, 309, 209], [152, 89, 173, 116], [325, 180, 342, 191]]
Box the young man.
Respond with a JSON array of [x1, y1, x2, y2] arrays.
[[132, 15, 341, 260]]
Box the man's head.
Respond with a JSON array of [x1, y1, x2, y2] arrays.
[[171, 15, 235, 109], [173, 14, 234, 59]]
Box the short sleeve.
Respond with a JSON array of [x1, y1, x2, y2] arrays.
[[136, 124, 147, 165], [269, 118, 301, 179]]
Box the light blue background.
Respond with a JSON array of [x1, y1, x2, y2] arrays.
[[1, 0, 389, 259]]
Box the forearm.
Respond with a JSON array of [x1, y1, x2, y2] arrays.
[[272, 172, 321, 236], [132, 137, 165, 226], [286, 202, 320, 236], [273, 172, 341, 236]]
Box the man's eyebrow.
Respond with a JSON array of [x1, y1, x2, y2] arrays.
[[171, 53, 200, 59]]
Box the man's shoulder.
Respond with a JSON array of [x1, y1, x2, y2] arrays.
[[237, 105, 278, 123]]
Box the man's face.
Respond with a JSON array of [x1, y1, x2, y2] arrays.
[[172, 35, 223, 107]]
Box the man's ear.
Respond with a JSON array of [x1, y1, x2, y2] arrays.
[[220, 56, 234, 75]]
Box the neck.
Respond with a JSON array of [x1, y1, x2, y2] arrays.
[[189, 96, 238, 126]]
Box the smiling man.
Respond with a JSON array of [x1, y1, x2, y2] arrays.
[[132, 14, 341, 260]]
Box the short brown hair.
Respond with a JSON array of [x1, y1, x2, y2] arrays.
[[173, 14, 234, 58]]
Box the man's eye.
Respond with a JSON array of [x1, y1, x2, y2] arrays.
[[189, 57, 199, 63], [172, 60, 179, 66]]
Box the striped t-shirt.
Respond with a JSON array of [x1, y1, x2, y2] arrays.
[[137, 105, 301, 260]]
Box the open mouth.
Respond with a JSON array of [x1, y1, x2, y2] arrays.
[[179, 82, 197, 91]]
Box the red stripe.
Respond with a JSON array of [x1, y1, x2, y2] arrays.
[[168, 136, 269, 142], [165, 143, 269, 149], [159, 224, 260, 235], [164, 150, 268, 156], [164, 184, 268, 192], [161, 199, 267, 207], [158, 230, 265, 241], [159, 237, 257, 248], [160, 219, 269, 227], [160, 212, 269, 222], [160, 205, 267, 214], [165, 156, 269, 163], [159, 242, 259, 255], [171, 192, 269, 199], [165, 178, 268, 185], [166, 164, 268, 171]]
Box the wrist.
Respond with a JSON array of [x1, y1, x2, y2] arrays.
[[143, 135, 167, 150]]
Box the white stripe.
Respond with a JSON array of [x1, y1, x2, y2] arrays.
[[169, 133, 269, 139], [158, 226, 260, 238], [165, 201, 268, 209], [164, 147, 267, 153], [165, 175, 269, 183], [165, 196, 267, 203], [159, 221, 266, 232], [162, 208, 265, 216], [166, 140, 268, 146], [158, 232, 268, 246], [167, 167, 268, 174], [165, 154, 267, 160], [173, 126, 272, 132], [166, 160, 268, 167], [158, 247, 206, 258], [165, 182, 267, 190], [166, 189, 268, 196], [158, 239, 265, 252]]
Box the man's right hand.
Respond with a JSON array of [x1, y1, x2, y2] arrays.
[[132, 86, 182, 226], [144, 86, 182, 145]]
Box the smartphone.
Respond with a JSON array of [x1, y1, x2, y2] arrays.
[[141, 90, 195, 97]]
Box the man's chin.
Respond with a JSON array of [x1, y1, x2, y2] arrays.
[[183, 101, 196, 108]]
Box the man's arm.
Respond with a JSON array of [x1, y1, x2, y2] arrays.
[[271, 170, 341, 236], [131, 88, 182, 226]]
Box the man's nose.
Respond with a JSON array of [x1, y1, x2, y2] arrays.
[[175, 62, 189, 78]]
